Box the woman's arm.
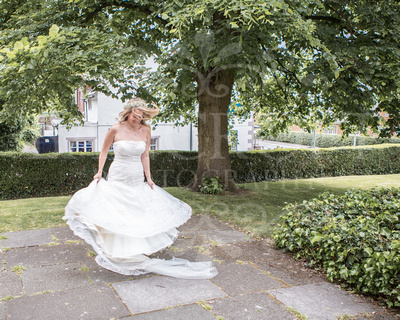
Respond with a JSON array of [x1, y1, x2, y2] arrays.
[[93, 126, 116, 181], [141, 126, 155, 189]]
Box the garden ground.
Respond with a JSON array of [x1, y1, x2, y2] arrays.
[[1, 175, 400, 319], [1, 215, 399, 319]]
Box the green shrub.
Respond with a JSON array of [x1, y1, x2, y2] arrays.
[[231, 144, 400, 182], [0, 150, 198, 200], [0, 151, 111, 199], [265, 131, 400, 148], [199, 176, 224, 195], [1, 144, 400, 200], [273, 188, 400, 307]]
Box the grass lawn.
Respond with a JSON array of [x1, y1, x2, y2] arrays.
[[1, 174, 399, 236]]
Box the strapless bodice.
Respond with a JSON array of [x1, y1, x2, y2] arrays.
[[113, 140, 146, 162], [107, 140, 146, 186]]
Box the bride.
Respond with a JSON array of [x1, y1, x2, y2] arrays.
[[63, 98, 217, 279]]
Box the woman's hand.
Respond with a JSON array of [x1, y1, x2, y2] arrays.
[[147, 179, 155, 189], [93, 172, 102, 183]]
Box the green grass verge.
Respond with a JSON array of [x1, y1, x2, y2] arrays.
[[1, 174, 400, 236]]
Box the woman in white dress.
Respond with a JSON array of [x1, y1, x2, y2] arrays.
[[64, 98, 217, 279]]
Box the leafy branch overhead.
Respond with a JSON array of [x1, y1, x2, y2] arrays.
[[1, 1, 399, 188], [1, 0, 398, 135]]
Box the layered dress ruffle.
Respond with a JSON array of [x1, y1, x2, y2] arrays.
[[64, 140, 217, 279]]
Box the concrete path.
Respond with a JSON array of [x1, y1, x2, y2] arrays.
[[255, 140, 312, 150], [0, 215, 397, 320]]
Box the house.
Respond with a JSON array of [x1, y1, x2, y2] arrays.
[[56, 90, 255, 153], [289, 112, 391, 137]]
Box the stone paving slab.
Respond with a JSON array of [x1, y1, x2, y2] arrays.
[[208, 241, 287, 263], [80, 257, 146, 284], [113, 275, 227, 314], [126, 304, 216, 320], [209, 291, 294, 320], [5, 285, 130, 320], [0, 271, 23, 299], [254, 259, 326, 286], [48, 227, 81, 243], [1, 221, 399, 320], [4, 243, 89, 270], [171, 230, 208, 249], [268, 282, 377, 320], [211, 261, 285, 296], [178, 214, 233, 231], [2, 229, 53, 248], [21, 262, 91, 294], [355, 312, 398, 320], [198, 229, 252, 245], [151, 247, 214, 263]]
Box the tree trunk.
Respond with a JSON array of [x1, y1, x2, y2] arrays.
[[189, 67, 237, 192]]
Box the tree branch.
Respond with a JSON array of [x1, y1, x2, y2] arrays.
[[304, 15, 341, 23], [82, 1, 168, 26]]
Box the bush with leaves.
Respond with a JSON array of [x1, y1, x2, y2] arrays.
[[274, 188, 400, 307], [199, 176, 224, 195]]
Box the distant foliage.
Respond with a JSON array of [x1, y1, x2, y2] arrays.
[[0, 118, 24, 151], [274, 188, 400, 307], [264, 131, 400, 148], [0, 109, 41, 152]]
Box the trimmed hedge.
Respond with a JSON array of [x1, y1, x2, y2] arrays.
[[231, 144, 400, 182], [0, 144, 400, 200], [273, 188, 400, 307], [265, 131, 400, 148], [0, 150, 198, 200]]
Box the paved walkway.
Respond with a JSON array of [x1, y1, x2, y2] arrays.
[[0, 215, 397, 320], [255, 140, 312, 150]]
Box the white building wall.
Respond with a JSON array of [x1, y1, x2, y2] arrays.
[[97, 93, 125, 126], [57, 91, 253, 153], [58, 123, 98, 153], [86, 99, 98, 123], [230, 113, 255, 151], [151, 123, 198, 151]]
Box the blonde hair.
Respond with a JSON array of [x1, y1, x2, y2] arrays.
[[118, 98, 159, 126]]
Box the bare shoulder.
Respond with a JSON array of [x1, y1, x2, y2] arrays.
[[142, 125, 151, 133], [111, 122, 121, 129], [142, 125, 151, 142], [142, 125, 151, 136], [110, 123, 122, 133], [105, 124, 119, 140]]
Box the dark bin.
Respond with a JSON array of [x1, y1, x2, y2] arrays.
[[35, 136, 59, 154]]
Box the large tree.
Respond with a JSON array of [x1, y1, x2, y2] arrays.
[[1, 0, 399, 190]]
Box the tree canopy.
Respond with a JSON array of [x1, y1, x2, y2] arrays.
[[1, 0, 399, 188]]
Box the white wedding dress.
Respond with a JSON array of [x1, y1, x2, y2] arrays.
[[64, 140, 217, 279]]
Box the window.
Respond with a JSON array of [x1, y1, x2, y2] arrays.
[[150, 138, 159, 150], [323, 126, 338, 135], [69, 140, 93, 152]]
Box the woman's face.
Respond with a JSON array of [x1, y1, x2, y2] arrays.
[[128, 109, 144, 125]]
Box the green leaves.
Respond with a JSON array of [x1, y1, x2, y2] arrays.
[[1, 0, 400, 148], [48, 24, 59, 38], [310, 232, 324, 244], [274, 187, 400, 307]]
